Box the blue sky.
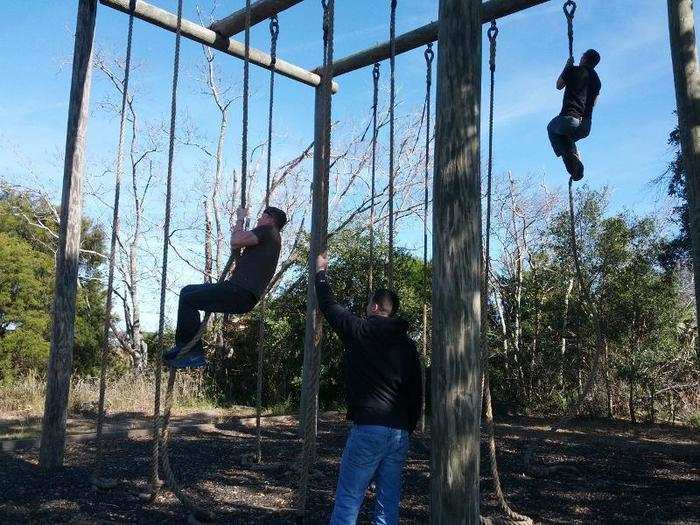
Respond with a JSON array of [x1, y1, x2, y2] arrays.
[[0, 0, 684, 330]]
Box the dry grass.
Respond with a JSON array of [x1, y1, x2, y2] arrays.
[[0, 369, 219, 421]]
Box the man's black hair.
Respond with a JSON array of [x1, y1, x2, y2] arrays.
[[370, 288, 400, 316], [264, 206, 288, 230], [582, 49, 601, 68]]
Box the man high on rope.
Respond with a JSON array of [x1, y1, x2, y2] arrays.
[[164, 206, 287, 369], [547, 48, 602, 181], [315, 252, 422, 525]]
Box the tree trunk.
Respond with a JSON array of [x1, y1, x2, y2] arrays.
[[604, 338, 613, 418], [629, 381, 636, 424], [668, 0, 700, 361], [40, 0, 98, 470], [431, 0, 482, 522], [559, 277, 574, 387], [204, 198, 213, 283]]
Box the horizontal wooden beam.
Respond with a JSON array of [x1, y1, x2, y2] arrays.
[[100, 0, 339, 93], [323, 0, 551, 77], [209, 0, 303, 37]]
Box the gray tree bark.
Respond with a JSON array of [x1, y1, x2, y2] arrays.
[[40, 0, 98, 470], [431, 0, 482, 522], [299, 85, 330, 445], [668, 0, 700, 360]]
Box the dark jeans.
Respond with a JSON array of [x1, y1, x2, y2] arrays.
[[547, 114, 591, 157], [175, 282, 258, 352]]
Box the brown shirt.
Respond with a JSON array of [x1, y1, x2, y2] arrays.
[[229, 225, 281, 298]]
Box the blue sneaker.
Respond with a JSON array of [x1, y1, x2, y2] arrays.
[[163, 346, 181, 362], [168, 349, 207, 369]]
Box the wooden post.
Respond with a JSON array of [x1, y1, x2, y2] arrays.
[[299, 85, 329, 445], [668, 0, 700, 360], [431, 0, 482, 522], [39, 0, 98, 469]]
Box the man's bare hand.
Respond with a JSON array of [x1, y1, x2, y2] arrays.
[[316, 253, 329, 273], [236, 206, 249, 223], [566, 56, 574, 67]]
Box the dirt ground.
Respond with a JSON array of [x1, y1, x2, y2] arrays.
[[0, 413, 698, 524]]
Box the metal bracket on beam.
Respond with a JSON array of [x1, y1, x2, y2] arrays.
[[100, 0, 339, 93]]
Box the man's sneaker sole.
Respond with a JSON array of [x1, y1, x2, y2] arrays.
[[168, 353, 206, 369]]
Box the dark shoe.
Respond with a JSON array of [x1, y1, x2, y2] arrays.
[[163, 346, 181, 362], [562, 151, 584, 181], [168, 349, 206, 369]]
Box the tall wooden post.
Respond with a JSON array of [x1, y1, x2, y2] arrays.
[[39, 0, 98, 469], [299, 86, 330, 441], [431, 0, 482, 522], [299, 0, 334, 464], [668, 0, 700, 359]]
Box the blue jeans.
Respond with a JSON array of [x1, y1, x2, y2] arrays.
[[330, 425, 409, 525], [547, 114, 591, 157]]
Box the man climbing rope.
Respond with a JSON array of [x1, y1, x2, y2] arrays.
[[314, 253, 422, 525], [547, 48, 601, 181], [164, 206, 287, 368]]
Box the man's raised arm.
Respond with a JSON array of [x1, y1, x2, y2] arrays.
[[315, 253, 365, 339]]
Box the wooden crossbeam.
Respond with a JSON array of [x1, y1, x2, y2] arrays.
[[100, 0, 339, 93], [322, 0, 551, 77], [209, 0, 303, 37]]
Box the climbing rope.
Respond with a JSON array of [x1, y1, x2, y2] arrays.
[[148, 0, 183, 499], [91, 0, 135, 490], [369, 62, 380, 293], [142, 1, 226, 522], [254, 12, 279, 465], [388, 0, 397, 288], [563, 0, 576, 61], [480, 20, 532, 524], [298, 0, 335, 513], [419, 43, 433, 433], [550, 0, 607, 430]]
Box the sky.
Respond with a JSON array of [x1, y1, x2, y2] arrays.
[[0, 0, 686, 330]]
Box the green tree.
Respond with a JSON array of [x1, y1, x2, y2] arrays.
[[0, 184, 107, 379]]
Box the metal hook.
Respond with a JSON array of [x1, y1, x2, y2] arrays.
[[487, 20, 498, 42], [424, 42, 434, 64], [563, 0, 577, 20]]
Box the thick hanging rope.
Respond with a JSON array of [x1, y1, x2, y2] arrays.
[[419, 43, 433, 433], [298, 0, 334, 514], [254, 13, 279, 465], [240, 0, 252, 212], [549, 0, 607, 431], [142, 2, 214, 521], [91, 0, 135, 490], [147, 2, 254, 521], [387, 0, 397, 288], [369, 62, 380, 293], [480, 21, 533, 524], [148, 0, 183, 500]]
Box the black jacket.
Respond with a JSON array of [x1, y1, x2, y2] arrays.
[[315, 270, 422, 433]]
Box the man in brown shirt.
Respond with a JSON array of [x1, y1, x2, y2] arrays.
[[165, 206, 286, 368]]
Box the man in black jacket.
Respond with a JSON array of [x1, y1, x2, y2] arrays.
[[315, 253, 422, 525], [547, 48, 602, 181]]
